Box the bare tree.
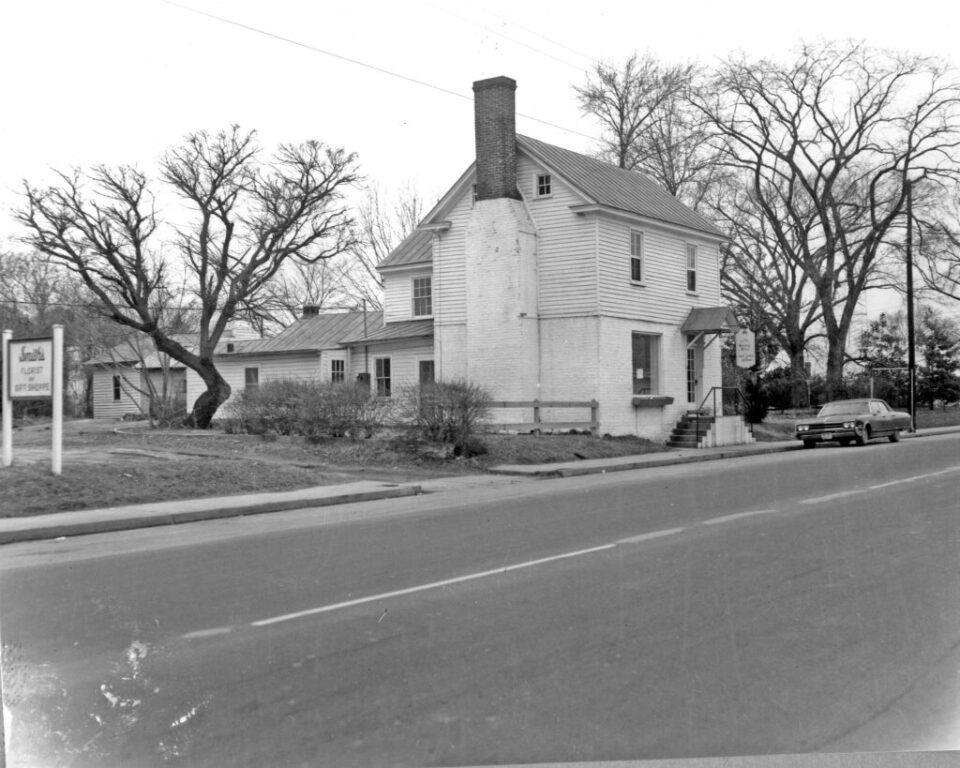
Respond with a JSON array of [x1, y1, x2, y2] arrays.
[[714, 184, 824, 404], [342, 183, 426, 311], [915, 183, 960, 302], [575, 53, 695, 171], [16, 126, 360, 427], [696, 42, 960, 399]]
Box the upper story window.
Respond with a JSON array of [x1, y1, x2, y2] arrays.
[[331, 359, 345, 384], [536, 173, 552, 197], [630, 230, 644, 283], [686, 244, 698, 292], [413, 276, 432, 317]]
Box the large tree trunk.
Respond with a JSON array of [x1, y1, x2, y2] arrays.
[[185, 364, 231, 429], [786, 348, 807, 409], [824, 336, 848, 403]]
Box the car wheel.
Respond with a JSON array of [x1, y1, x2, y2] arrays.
[[889, 430, 901, 443], [856, 426, 871, 446], [802, 439, 816, 449]]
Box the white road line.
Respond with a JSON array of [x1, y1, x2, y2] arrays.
[[616, 527, 686, 544], [182, 627, 233, 640], [800, 490, 861, 505], [250, 543, 617, 628], [869, 466, 960, 490], [701, 509, 775, 525]]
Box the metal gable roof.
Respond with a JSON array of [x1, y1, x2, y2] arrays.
[[680, 307, 740, 333], [234, 311, 382, 355], [517, 135, 726, 239], [339, 319, 434, 345], [377, 228, 433, 270]]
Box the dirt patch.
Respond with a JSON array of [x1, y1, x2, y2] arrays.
[[1, 419, 668, 518]]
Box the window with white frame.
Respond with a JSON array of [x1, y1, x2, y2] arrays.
[[630, 231, 644, 283], [331, 359, 345, 384], [686, 244, 697, 292], [112, 375, 122, 401], [375, 357, 391, 397], [244, 367, 259, 392], [413, 277, 432, 317], [631, 333, 660, 394], [536, 173, 552, 197]]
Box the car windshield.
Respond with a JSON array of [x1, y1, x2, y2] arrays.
[[817, 401, 868, 417]]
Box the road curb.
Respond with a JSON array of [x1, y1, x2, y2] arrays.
[[0, 485, 422, 545], [490, 442, 801, 478]]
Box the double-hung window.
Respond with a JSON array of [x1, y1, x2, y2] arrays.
[[631, 333, 660, 395], [375, 358, 391, 397], [413, 277, 432, 317], [112, 375, 122, 401], [330, 359, 345, 384], [536, 173, 552, 197], [630, 231, 644, 283], [244, 367, 259, 392], [686, 244, 697, 292]]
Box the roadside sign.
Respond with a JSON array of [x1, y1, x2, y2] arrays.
[[7, 336, 55, 400], [735, 328, 756, 369]]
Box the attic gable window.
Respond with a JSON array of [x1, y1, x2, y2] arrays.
[[413, 277, 432, 317], [630, 230, 644, 283], [536, 173, 552, 197]]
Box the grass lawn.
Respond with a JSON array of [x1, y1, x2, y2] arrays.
[[0, 420, 668, 518]]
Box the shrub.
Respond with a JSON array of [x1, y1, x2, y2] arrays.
[[743, 376, 770, 424], [397, 379, 492, 456], [223, 379, 392, 439]]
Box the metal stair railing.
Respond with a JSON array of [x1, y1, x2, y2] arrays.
[[694, 387, 750, 447]]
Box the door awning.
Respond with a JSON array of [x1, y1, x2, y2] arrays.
[[680, 307, 740, 334]]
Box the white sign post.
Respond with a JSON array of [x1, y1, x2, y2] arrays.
[[2, 329, 11, 467], [735, 328, 757, 369], [4, 326, 63, 474]]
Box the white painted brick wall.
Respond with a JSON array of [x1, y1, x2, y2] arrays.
[[464, 198, 540, 401]]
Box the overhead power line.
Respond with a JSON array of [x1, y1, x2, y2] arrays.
[[158, 0, 597, 142]]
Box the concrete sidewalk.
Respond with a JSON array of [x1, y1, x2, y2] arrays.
[[2, 427, 956, 545]]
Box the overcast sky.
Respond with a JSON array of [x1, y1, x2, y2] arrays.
[[2, 0, 958, 259]]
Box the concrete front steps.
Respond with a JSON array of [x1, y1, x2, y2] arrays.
[[667, 413, 756, 449]]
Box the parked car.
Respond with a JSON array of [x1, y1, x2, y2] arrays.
[[795, 398, 911, 448]]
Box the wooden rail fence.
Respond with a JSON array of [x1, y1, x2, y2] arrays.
[[486, 399, 599, 436]]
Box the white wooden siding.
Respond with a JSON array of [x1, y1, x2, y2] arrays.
[[433, 190, 472, 324], [382, 268, 431, 323], [598, 217, 722, 322], [517, 155, 597, 318], [90, 366, 148, 419]]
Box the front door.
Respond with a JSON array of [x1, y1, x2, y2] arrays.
[[686, 335, 702, 405]]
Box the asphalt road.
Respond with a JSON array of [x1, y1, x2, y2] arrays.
[[2, 434, 959, 767]]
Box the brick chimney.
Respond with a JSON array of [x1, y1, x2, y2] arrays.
[[473, 76, 521, 201]]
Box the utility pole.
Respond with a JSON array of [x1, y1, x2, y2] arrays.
[[906, 180, 917, 432]]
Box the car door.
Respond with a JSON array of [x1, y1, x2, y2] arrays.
[[870, 400, 890, 434]]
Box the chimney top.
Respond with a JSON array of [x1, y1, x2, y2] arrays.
[[473, 76, 521, 202]]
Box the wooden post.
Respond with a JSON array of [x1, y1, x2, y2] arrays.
[[590, 400, 599, 437], [533, 399, 541, 430]]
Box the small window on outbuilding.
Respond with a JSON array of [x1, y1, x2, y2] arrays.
[[536, 173, 552, 197], [331, 359, 345, 384], [112, 375, 122, 401], [244, 367, 259, 392]]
